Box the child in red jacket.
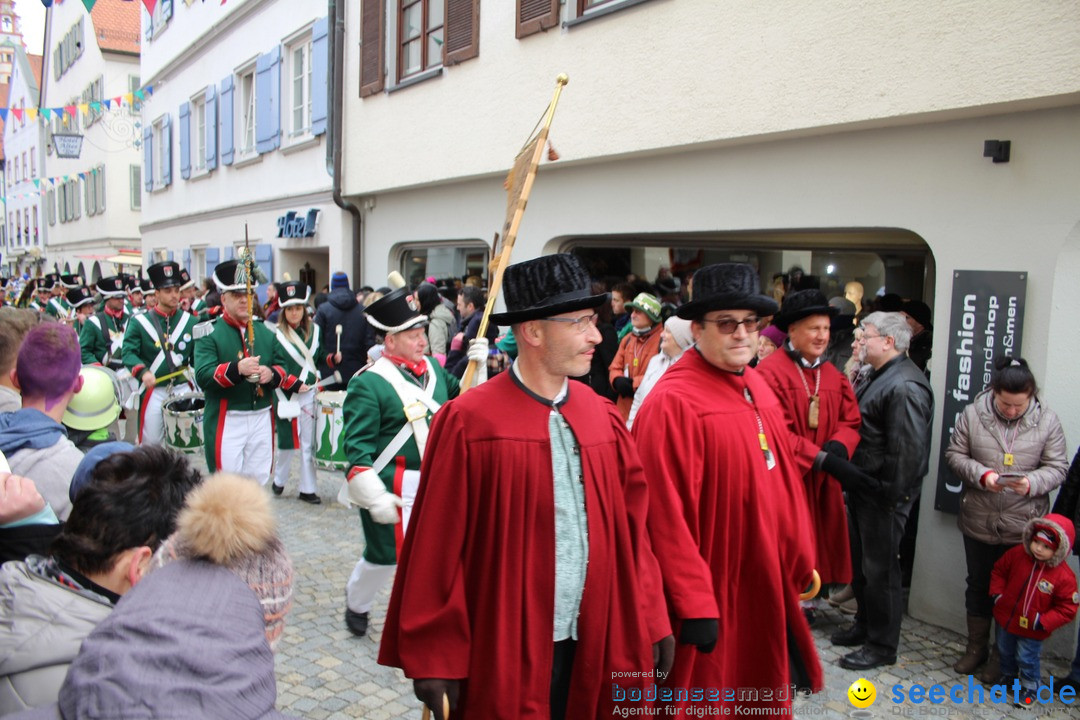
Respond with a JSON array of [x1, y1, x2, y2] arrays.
[[990, 513, 1079, 705]]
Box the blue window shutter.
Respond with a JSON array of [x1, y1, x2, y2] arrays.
[[220, 76, 235, 165], [255, 243, 273, 285], [182, 249, 191, 275], [167, 251, 175, 262], [162, 115, 173, 186], [143, 127, 153, 191], [206, 247, 219, 277], [205, 86, 218, 171], [222, 246, 234, 261], [178, 102, 191, 180], [255, 46, 281, 154], [311, 17, 329, 136]]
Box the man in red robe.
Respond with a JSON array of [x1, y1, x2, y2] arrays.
[[634, 263, 824, 714], [756, 290, 862, 613], [380, 255, 713, 720]]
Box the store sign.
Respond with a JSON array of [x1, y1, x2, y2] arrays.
[[934, 270, 1026, 514], [53, 133, 84, 159], [276, 209, 319, 239]]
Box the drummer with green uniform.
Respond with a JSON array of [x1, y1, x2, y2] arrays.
[[339, 287, 475, 637], [80, 276, 130, 370], [46, 273, 82, 319], [120, 261, 199, 445], [194, 258, 300, 484]]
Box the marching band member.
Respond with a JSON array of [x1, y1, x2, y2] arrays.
[[120, 261, 198, 445], [194, 259, 299, 485], [140, 278, 157, 314], [271, 281, 322, 504], [80, 276, 129, 369], [65, 286, 95, 333], [339, 287, 465, 638], [45, 274, 82, 320], [30, 274, 57, 313]]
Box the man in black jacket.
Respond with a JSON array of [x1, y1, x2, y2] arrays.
[[831, 311, 934, 671], [313, 272, 376, 390]]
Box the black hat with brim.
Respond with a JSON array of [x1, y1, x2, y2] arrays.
[[66, 286, 94, 308], [676, 263, 778, 320], [489, 254, 608, 325], [277, 281, 310, 308], [147, 261, 184, 290], [772, 289, 837, 332], [364, 287, 428, 334]]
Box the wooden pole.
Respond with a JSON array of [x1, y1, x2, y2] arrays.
[[460, 74, 569, 392]]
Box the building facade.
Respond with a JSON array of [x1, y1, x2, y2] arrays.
[[339, 0, 1080, 650], [139, 0, 350, 298], [1, 40, 43, 278]]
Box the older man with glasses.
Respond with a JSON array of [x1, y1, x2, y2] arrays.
[[830, 311, 934, 670], [633, 263, 823, 714]]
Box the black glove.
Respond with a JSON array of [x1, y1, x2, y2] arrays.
[[414, 679, 460, 720], [612, 376, 635, 398], [678, 618, 718, 654], [820, 453, 878, 493], [653, 634, 675, 682], [821, 440, 848, 462]]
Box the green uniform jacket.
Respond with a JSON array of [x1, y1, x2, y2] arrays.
[[343, 359, 459, 565], [45, 297, 71, 320], [120, 308, 199, 440], [194, 316, 298, 471], [80, 312, 128, 367], [273, 324, 321, 450]]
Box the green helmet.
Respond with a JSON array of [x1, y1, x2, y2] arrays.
[[63, 366, 121, 431]]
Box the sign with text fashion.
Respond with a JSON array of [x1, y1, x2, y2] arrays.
[[934, 270, 1027, 514]]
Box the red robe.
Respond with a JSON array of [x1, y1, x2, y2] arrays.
[[756, 349, 862, 583], [633, 349, 824, 711], [379, 371, 672, 719]]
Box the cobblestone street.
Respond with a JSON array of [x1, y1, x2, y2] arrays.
[[220, 459, 1077, 719]]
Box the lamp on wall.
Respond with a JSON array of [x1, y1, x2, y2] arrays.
[[983, 140, 1010, 164]]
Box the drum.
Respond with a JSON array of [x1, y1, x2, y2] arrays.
[[163, 392, 205, 454], [315, 391, 348, 470]]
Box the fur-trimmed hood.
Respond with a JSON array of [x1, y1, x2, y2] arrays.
[[1023, 513, 1075, 567]]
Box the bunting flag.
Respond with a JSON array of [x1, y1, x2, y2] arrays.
[[0, 163, 108, 203], [81, 1, 97, 13], [142, 1, 157, 16], [0, 84, 155, 125]]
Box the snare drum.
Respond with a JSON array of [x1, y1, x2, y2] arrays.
[[163, 392, 205, 454], [315, 391, 349, 469]]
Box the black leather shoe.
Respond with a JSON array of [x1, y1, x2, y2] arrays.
[[298, 493, 322, 505], [830, 625, 867, 647], [271, 483, 284, 496], [345, 609, 369, 637], [839, 647, 896, 670]]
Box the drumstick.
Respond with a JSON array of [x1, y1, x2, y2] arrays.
[[335, 325, 343, 356], [311, 371, 343, 390]]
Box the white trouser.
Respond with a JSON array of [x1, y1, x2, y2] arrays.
[[139, 386, 169, 445], [218, 407, 274, 486], [274, 390, 317, 494], [346, 559, 396, 614]]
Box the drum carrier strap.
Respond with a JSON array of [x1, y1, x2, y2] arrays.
[[134, 312, 191, 381], [367, 356, 441, 472]]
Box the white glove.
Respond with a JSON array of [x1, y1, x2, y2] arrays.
[[466, 337, 489, 364], [343, 468, 402, 524]]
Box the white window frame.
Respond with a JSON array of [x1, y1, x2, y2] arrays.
[[237, 64, 257, 159], [192, 92, 207, 173], [285, 29, 313, 142], [153, 116, 168, 189]]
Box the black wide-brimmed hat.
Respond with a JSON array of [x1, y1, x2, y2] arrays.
[[364, 287, 427, 334], [276, 281, 310, 308], [772, 289, 837, 331], [96, 275, 126, 298], [489, 254, 607, 325], [677, 263, 778, 320], [147, 261, 183, 290]]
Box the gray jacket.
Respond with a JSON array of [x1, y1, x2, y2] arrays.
[[851, 354, 935, 505], [946, 389, 1068, 545], [0, 558, 113, 715], [6, 440, 82, 522], [426, 302, 458, 358]]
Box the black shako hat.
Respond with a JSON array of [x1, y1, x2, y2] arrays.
[[42, 272, 60, 290], [772, 289, 838, 332], [179, 268, 195, 291], [139, 278, 156, 295], [677, 263, 778, 320], [66, 286, 94, 308], [147, 261, 184, 290], [276, 281, 310, 308], [364, 287, 428, 334], [96, 275, 127, 298], [489, 254, 607, 325], [59, 273, 83, 289]]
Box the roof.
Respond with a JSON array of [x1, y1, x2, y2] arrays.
[[90, 0, 141, 55], [27, 53, 41, 90]]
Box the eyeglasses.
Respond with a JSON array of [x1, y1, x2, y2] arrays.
[[539, 313, 599, 334], [858, 331, 884, 343], [701, 316, 763, 334]]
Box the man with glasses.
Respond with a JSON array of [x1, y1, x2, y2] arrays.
[[633, 263, 822, 714], [756, 289, 863, 625], [830, 311, 933, 670], [380, 254, 697, 720]]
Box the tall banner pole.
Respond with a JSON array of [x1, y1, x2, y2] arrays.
[[460, 74, 569, 392]]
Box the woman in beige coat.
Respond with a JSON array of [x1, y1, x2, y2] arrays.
[[945, 357, 1068, 681]]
